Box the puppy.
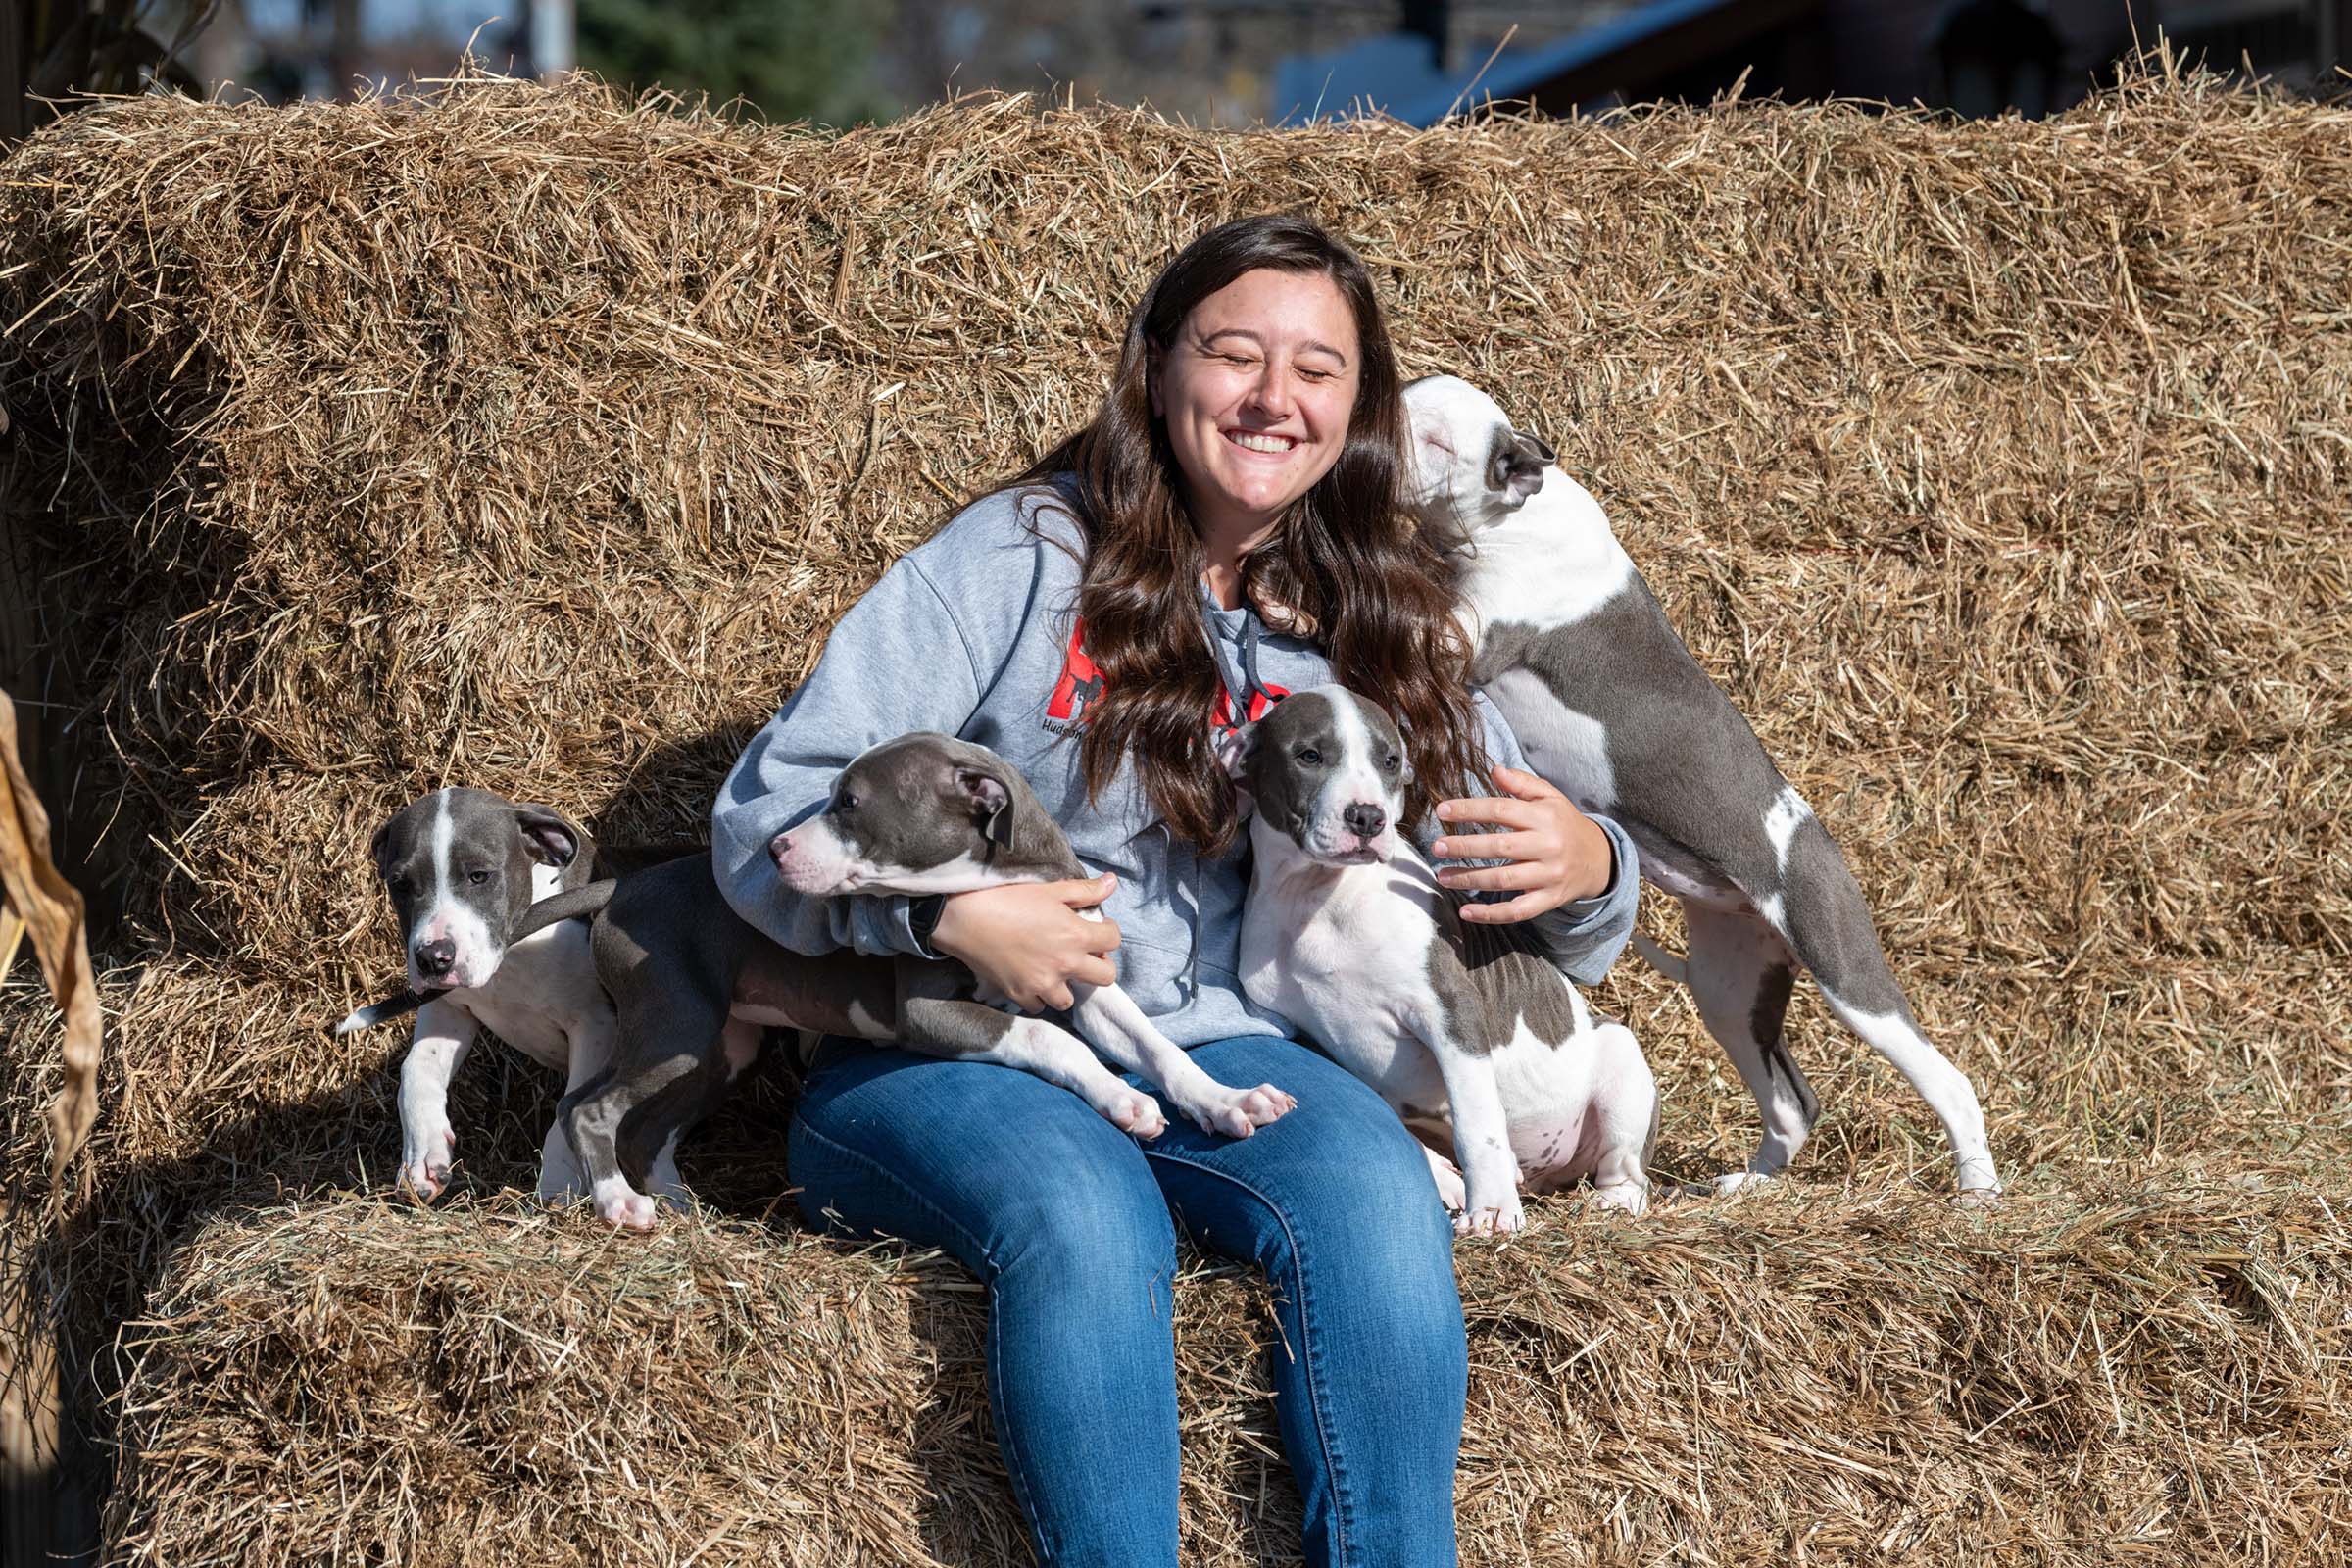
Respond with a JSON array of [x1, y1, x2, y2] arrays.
[[346, 787, 633, 1204], [543, 732, 1298, 1228], [1225, 687, 1657, 1233], [1402, 373, 1999, 1201]]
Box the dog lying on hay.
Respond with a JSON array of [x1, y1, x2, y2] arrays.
[[1400, 373, 2000, 1203], [350, 738, 1298, 1227]]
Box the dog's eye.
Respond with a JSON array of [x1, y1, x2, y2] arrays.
[[1381, 752, 1401, 773], [1297, 747, 1322, 766], [836, 790, 858, 812], [466, 868, 490, 886], [387, 875, 412, 897]]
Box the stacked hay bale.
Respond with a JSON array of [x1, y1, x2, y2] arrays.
[[2, 63, 2347, 1565]]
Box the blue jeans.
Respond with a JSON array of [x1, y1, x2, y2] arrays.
[[790, 1033, 1467, 1568]]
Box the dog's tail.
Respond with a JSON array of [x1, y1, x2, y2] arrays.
[[510, 879, 617, 943], [332, 991, 430, 1036], [1631, 932, 1689, 986]]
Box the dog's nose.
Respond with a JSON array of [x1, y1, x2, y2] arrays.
[[1342, 803, 1386, 839], [414, 939, 457, 978], [768, 831, 794, 863]]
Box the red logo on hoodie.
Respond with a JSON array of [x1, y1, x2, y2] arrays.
[[1211, 681, 1288, 730], [1047, 619, 1104, 725], [1045, 617, 1288, 733]]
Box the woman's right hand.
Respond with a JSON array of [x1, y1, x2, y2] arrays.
[[930, 873, 1122, 1012]]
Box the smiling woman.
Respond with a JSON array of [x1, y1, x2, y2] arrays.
[[710, 212, 1641, 1568]]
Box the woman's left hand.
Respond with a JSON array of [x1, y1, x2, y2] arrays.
[[1430, 764, 1614, 924]]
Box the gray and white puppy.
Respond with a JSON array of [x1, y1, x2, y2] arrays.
[[343, 787, 629, 1204], [1401, 374, 1999, 1201], [1224, 687, 1657, 1234], [542, 731, 1297, 1228]]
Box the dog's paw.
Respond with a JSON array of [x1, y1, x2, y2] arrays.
[[399, 1127, 458, 1201], [1189, 1082, 1296, 1139], [1453, 1191, 1525, 1236], [1589, 1181, 1648, 1216], [1105, 1090, 1167, 1141], [590, 1176, 662, 1231], [1236, 1084, 1297, 1125], [1712, 1170, 1777, 1197], [1952, 1158, 2003, 1209]]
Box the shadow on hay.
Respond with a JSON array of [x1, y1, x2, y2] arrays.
[[0, 374, 263, 952], [586, 723, 764, 850]]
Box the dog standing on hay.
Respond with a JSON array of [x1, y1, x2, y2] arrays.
[[1400, 374, 2001, 1202], [340, 787, 648, 1205]]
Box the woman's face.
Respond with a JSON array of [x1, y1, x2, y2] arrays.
[[1152, 267, 1362, 540]]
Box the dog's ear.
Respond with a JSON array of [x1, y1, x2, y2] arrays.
[[369, 818, 398, 880], [514, 805, 586, 867], [1486, 426, 1548, 505], [1513, 427, 1555, 464], [956, 768, 1016, 848], [1212, 722, 1258, 786]]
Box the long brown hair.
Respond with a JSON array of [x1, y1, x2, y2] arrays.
[[1012, 213, 1487, 856]]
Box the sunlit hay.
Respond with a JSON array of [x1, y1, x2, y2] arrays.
[[95, 1182, 2352, 1566]]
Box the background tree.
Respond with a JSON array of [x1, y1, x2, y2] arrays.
[[576, 0, 885, 124]]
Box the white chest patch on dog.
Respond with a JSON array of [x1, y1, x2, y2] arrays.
[[1453, 480, 1635, 637], [454, 914, 597, 1070]]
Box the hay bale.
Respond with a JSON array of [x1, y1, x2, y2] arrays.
[[100, 1181, 2351, 1566], [2, 71, 2346, 984], [2, 60, 2349, 1565]]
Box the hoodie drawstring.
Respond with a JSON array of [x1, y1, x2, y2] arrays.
[[1185, 592, 1278, 1005]]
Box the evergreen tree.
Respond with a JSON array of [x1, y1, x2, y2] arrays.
[[576, 0, 886, 124]]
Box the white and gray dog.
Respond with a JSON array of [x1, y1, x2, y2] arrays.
[[1400, 374, 1999, 1202], [1224, 687, 1657, 1234], [341, 787, 630, 1205]]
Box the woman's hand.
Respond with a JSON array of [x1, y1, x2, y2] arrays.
[[1430, 765, 1613, 924], [931, 873, 1122, 1011]]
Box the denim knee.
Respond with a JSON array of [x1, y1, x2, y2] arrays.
[[982, 1169, 1181, 1311]]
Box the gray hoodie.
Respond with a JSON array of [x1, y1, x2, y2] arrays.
[[711, 479, 1641, 1048]]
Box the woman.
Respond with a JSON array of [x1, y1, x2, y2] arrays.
[[712, 215, 1639, 1567]]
